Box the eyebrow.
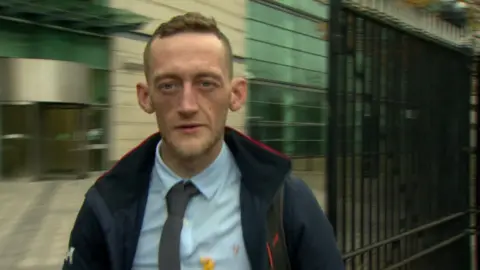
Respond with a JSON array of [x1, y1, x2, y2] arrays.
[[196, 72, 223, 81], [152, 73, 181, 84], [152, 71, 224, 83]]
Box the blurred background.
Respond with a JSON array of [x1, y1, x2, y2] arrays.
[[0, 0, 478, 269]]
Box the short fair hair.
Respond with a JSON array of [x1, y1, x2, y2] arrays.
[[143, 12, 233, 80]]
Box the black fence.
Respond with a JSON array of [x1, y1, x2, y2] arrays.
[[475, 58, 480, 270], [327, 3, 474, 270]]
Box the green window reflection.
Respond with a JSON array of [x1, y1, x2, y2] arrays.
[[274, 0, 329, 19], [91, 69, 109, 104], [249, 83, 327, 156], [246, 1, 329, 157]]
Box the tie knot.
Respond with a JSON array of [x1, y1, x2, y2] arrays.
[[166, 182, 199, 217]]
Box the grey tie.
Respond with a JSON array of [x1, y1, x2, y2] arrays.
[[158, 182, 199, 270]]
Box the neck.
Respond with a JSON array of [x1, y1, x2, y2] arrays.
[[159, 140, 223, 179]]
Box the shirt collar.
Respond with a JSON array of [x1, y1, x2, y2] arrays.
[[152, 140, 234, 200]]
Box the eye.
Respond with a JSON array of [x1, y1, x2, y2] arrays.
[[198, 80, 217, 90], [157, 82, 178, 92]]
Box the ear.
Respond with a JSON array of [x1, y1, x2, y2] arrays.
[[136, 82, 154, 114], [229, 77, 247, 112]]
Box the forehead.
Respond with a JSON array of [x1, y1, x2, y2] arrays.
[[149, 33, 228, 77]]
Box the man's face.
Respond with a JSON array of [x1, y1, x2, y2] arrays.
[[136, 33, 246, 159]]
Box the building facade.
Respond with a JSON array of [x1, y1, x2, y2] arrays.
[[108, 0, 247, 162], [0, 0, 147, 181], [245, 0, 329, 205], [0, 0, 330, 186]]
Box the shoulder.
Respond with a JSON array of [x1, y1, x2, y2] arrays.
[[282, 173, 345, 269], [283, 173, 323, 212], [282, 173, 331, 246]]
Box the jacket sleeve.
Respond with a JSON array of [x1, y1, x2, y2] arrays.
[[284, 176, 345, 270], [62, 199, 110, 270]]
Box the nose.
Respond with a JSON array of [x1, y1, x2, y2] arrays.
[[178, 83, 199, 116]]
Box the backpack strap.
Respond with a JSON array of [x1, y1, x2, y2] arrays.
[[266, 183, 291, 270]]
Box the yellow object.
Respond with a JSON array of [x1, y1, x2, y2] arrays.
[[200, 257, 215, 270]]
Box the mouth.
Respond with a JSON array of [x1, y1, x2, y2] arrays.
[[176, 124, 203, 133]]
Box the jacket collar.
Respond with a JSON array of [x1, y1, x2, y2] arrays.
[[97, 127, 291, 208], [223, 128, 291, 199]]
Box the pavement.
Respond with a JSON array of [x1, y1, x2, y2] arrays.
[[0, 179, 95, 270]]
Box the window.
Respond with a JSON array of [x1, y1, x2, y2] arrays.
[[274, 0, 329, 19], [1, 104, 34, 179], [247, 1, 329, 157], [247, 3, 328, 88], [249, 83, 327, 156], [91, 69, 109, 104], [87, 107, 108, 171], [0, 22, 109, 69]]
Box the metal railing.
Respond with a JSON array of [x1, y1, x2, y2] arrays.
[[327, 2, 473, 269]]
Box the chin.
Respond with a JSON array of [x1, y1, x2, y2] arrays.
[[173, 141, 212, 158]]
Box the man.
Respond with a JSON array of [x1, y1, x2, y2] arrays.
[[63, 12, 344, 270]]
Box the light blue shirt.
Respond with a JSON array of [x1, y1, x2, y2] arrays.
[[132, 141, 251, 270]]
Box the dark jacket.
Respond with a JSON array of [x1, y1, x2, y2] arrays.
[[63, 128, 345, 270]]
